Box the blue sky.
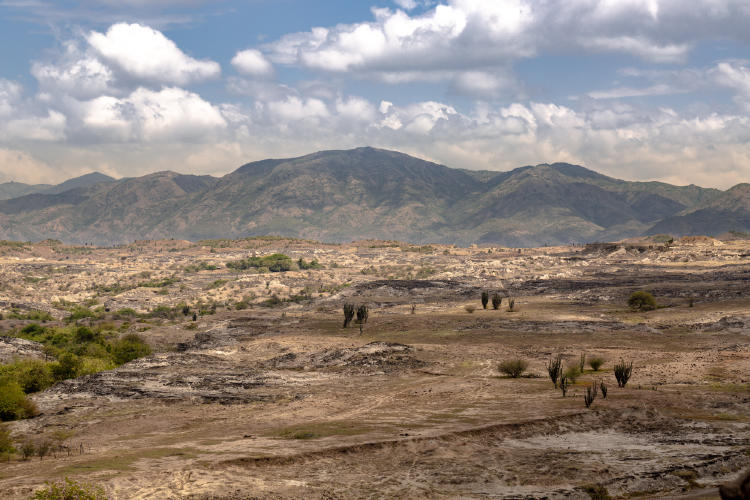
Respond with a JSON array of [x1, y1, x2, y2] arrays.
[[1, 0, 750, 188]]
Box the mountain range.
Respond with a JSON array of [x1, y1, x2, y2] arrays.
[[0, 147, 747, 246]]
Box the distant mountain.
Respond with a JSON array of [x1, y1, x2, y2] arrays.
[[0, 172, 114, 200], [646, 183, 750, 237], [0, 181, 52, 200], [0, 147, 739, 246]]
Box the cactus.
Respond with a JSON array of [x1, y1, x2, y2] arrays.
[[584, 381, 598, 408], [579, 352, 586, 373], [343, 303, 355, 328], [600, 380, 608, 399], [560, 373, 570, 397], [481, 291, 489, 309], [491, 293, 502, 310], [507, 298, 515, 312], [356, 304, 369, 324], [547, 354, 563, 389], [614, 359, 633, 387]]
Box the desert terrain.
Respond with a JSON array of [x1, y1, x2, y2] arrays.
[[1, 235, 749, 499]]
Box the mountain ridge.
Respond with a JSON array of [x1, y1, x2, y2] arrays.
[[0, 147, 743, 246]]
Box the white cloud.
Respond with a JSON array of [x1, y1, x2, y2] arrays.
[[715, 61, 750, 111], [231, 49, 274, 77], [32, 41, 115, 99], [267, 96, 330, 122], [262, 0, 750, 97], [0, 79, 22, 117], [588, 84, 676, 99], [3, 110, 67, 141], [80, 87, 226, 142], [87, 23, 220, 86]]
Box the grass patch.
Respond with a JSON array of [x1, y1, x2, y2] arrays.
[[268, 421, 370, 440]]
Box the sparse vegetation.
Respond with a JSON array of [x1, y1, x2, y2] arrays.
[[614, 359, 633, 387], [600, 381, 608, 399], [564, 365, 581, 383], [589, 357, 605, 371], [560, 373, 570, 397], [491, 293, 502, 310], [481, 291, 489, 309], [297, 258, 323, 270], [226, 253, 294, 272], [498, 359, 528, 378], [356, 304, 369, 324], [31, 477, 108, 500], [547, 354, 562, 388], [343, 303, 355, 328], [507, 298, 516, 312], [628, 290, 656, 311], [584, 381, 598, 408], [464, 305, 476, 314]]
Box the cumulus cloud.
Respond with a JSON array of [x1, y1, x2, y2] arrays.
[[87, 23, 220, 86], [262, 0, 750, 97], [231, 49, 274, 77], [79, 86, 226, 142]]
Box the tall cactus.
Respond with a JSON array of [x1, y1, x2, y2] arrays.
[[343, 303, 355, 328]]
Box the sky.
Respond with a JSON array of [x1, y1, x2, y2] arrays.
[[1, 0, 750, 188]]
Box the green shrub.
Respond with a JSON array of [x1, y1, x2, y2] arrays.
[[66, 306, 96, 322], [298, 258, 323, 270], [226, 253, 294, 272], [564, 365, 581, 382], [111, 334, 151, 365], [32, 478, 108, 500], [498, 359, 528, 378], [589, 357, 605, 371], [628, 291, 656, 311], [0, 379, 38, 421], [16, 360, 53, 393], [51, 353, 81, 381], [583, 484, 612, 500]]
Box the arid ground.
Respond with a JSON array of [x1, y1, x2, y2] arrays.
[[1, 236, 749, 499]]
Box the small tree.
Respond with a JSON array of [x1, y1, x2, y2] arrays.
[[0, 424, 15, 457], [343, 303, 355, 328], [614, 359, 633, 387], [628, 291, 656, 311], [21, 441, 35, 460], [547, 354, 562, 389], [37, 440, 51, 460], [481, 291, 489, 309], [491, 294, 502, 310], [498, 359, 528, 378]]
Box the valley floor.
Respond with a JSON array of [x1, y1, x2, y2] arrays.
[[1, 237, 749, 499]]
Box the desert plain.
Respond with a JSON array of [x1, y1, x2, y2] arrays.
[[1, 235, 749, 499]]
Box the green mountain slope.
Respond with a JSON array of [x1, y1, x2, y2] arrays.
[[0, 148, 737, 245]]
